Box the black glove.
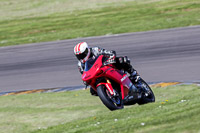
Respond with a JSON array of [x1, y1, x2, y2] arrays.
[[103, 58, 115, 66], [104, 53, 116, 65]]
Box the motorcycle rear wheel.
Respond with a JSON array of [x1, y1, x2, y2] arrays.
[[97, 85, 124, 111], [137, 78, 155, 105]]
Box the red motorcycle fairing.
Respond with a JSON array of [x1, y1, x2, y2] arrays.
[[82, 55, 133, 100]]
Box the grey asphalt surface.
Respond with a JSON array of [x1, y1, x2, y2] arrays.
[[0, 26, 200, 93]]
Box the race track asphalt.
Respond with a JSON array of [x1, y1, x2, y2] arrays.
[[0, 26, 200, 93]]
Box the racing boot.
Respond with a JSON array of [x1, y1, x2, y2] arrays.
[[127, 66, 143, 92]]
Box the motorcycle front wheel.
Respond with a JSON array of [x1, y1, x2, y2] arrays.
[[97, 85, 124, 111]]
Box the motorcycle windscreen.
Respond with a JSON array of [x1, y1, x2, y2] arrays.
[[84, 56, 99, 71]]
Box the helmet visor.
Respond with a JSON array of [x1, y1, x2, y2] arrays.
[[76, 48, 88, 60]]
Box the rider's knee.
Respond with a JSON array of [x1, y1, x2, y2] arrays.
[[117, 56, 130, 64], [116, 56, 130, 64]]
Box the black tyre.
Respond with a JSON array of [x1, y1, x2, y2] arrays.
[[97, 85, 124, 111], [137, 78, 155, 105]]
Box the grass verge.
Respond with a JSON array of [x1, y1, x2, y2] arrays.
[[0, 0, 200, 46], [0, 85, 200, 133]]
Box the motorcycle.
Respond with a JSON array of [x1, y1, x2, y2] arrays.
[[82, 55, 155, 111]]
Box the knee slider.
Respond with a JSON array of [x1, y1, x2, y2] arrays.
[[118, 57, 124, 63], [124, 56, 130, 64]]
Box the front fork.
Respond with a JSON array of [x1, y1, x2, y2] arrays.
[[96, 78, 116, 96]]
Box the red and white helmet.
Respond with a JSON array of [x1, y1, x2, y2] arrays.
[[74, 42, 91, 63]]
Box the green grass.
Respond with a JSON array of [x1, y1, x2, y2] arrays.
[[0, 85, 200, 133], [0, 0, 200, 46]]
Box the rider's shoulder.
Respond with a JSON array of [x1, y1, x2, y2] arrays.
[[91, 46, 103, 52]]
